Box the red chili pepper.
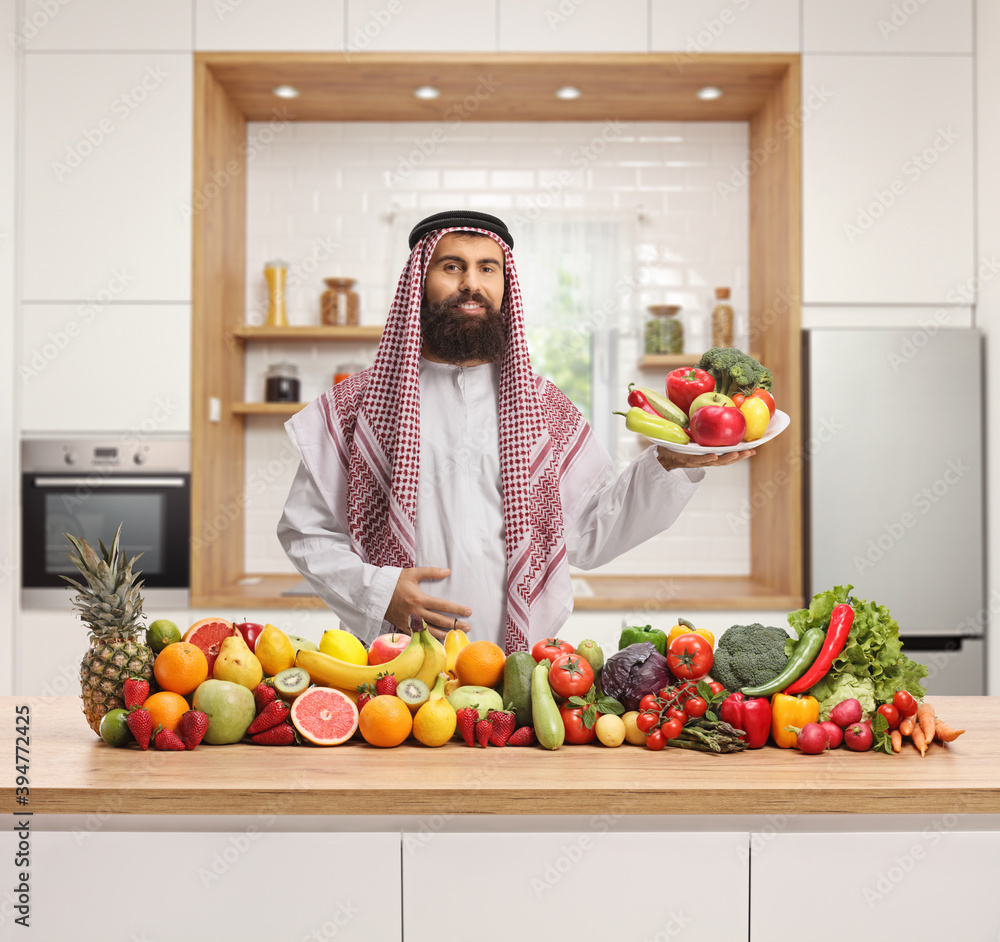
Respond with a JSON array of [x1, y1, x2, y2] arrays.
[[665, 367, 715, 415], [719, 692, 771, 749], [626, 386, 659, 416], [782, 603, 855, 695]]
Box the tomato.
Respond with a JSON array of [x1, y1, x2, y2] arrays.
[[675, 680, 698, 702], [666, 634, 714, 682], [707, 681, 725, 695], [750, 388, 776, 418], [531, 637, 575, 664], [547, 653, 595, 699], [659, 717, 683, 740], [892, 691, 918, 718], [877, 704, 900, 730], [657, 687, 675, 702], [636, 711, 659, 733], [639, 694, 659, 713], [665, 705, 687, 724], [645, 729, 666, 751], [731, 393, 747, 407], [684, 696, 708, 718], [559, 704, 598, 744]]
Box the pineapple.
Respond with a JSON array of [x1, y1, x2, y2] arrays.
[[63, 524, 155, 735]]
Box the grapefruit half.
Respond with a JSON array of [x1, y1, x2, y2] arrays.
[[183, 617, 235, 676], [290, 687, 359, 746]]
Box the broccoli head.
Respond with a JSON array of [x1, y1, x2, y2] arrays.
[[711, 623, 790, 693], [697, 347, 773, 398]]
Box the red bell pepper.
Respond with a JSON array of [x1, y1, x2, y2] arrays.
[[719, 692, 772, 749], [666, 367, 715, 415]]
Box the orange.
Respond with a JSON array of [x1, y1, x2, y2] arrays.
[[357, 695, 412, 748], [455, 640, 506, 688], [142, 691, 190, 733], [153, 642, 209, 695]]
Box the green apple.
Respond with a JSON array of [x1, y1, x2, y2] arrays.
[[688, 391, 736, 417]]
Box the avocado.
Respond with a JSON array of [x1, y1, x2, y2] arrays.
[[502, 651, 536, 728]]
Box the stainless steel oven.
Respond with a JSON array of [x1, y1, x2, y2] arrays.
[[21, 439, 190, 608]]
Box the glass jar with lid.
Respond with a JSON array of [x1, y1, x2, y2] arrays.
[[265, 362, 300, 402], [644, 304, 684, 355]]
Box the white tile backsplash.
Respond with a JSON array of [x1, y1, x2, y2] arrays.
[[244, 119, 749, 575]]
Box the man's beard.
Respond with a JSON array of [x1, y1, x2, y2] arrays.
[[420, 293, 507, 364]]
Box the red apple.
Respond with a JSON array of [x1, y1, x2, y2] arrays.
[[368, 632, 410, 665], [689, 405, 746, 447], [235, 621, 265, 651]]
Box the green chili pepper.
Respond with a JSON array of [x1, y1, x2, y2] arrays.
[[740, 627, 826, 698], [613, 408, 690, 445], [618, 624, 668, 656]]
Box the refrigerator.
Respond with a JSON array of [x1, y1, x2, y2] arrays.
[[804, 328, 986, 695]]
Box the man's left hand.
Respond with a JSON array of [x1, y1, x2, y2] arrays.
[[656, 445, 756, 471]]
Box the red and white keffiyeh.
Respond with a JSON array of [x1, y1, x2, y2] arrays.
[[290, 226, 611, 652]]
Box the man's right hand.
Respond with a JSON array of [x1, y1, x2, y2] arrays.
[[384, 567, 472, 640]]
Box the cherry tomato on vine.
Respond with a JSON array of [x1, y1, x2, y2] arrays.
[[707, 681, 725, 695], [892, 690, 918, 718], [684, 696, 709, 718], [645, 729, 666, 751], [636, 711, 659, 733], [665, 705, 687, 724], [666, 634, 714, 682], [639, 694, 659, 713], [547, 653, 595, 699], [675, 681, 698, 701], [877, 703, 900, 730], [659, 717, 683, 740]]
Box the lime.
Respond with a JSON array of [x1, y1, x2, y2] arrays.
[[99, 708, 132, 748], [319, 629, 368, 665], [146, 619, 181, 653]]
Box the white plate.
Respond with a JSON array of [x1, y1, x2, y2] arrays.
[[649, 409, 790, 455]]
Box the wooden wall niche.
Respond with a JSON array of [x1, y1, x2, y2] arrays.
[[191, 53, 802, 611]]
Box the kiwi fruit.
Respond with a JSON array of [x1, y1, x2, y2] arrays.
[[396, 677, 430, 714], [273, 667, 311, 702]]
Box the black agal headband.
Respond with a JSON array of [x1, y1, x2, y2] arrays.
[[408, 210, 514, 249]]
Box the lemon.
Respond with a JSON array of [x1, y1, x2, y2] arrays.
[[146, 619, 181, 654], [320, 629, 368, 665], [99, 708, 132, 748], [621, 711, 647, 746], [412, 697, 457, 747], [595, 714, 626, 747]]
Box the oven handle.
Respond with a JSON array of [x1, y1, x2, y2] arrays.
[[32, 477, 188, 488]]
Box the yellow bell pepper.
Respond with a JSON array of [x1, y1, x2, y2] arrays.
[[666, 623, 715, 650], [771, 692, 819, 749]]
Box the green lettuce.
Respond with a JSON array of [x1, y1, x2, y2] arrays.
[[785, 584, 928, 706]]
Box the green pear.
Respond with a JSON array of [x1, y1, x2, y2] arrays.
[[212, 633, 263, 689]]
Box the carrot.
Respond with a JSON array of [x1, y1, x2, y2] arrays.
[[911, 722, 927, 757], [934, 719, 965, 743], [917, 701, 936, 745], [899, 717, 914, 737], [890, 729, 903, 753]]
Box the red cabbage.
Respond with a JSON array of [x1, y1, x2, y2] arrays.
[[600, 642, 676, 712]]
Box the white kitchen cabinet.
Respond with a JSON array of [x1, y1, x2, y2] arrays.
[[346, 0, 494, 52], [21, 54, 192, 303], [195, 0, 344, 51], [651, 0, 800, 53], [19, 303, 191, 434], [404, 831, 749, 940], [499, 0, 648, 52], [751, 830, 1000, 940], [0, 830, 401, 941], [804, 0, 973, 54], [18, 0, 192, 51], [802, 55, 974, 305]]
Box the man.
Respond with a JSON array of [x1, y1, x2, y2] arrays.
[[278, 210, 752, 652]]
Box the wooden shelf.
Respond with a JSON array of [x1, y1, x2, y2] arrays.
[[232, 402, 307, 415], [638, 352, 763, 370], [231, 325, 383, 342]]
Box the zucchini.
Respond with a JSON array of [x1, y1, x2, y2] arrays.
[[531, 661, 565, 750], [740, 627, 826, 698]]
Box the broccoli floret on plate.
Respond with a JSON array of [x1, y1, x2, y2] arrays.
[[698, 347, 773, 399]]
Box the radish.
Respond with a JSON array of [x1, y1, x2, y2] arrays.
[[796, 723, 830, 755], [818, 720, 843, 748], [829, 698, 863, 728], [844, 719, 873, 751]]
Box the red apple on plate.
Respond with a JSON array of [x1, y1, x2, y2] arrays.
[[368, 632, 411, 665], [235, 621, 266, 651], [689, 405, 746, 447]]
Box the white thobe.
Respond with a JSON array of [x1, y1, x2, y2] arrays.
[[277, 358, 705, 647]]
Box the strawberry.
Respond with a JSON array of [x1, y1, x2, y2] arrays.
[[126, 707, 152, 751], [456, 707, 478, 748], [507, 726, 537, 746], [251, 722, 295, 745], [254, 681, 277, 714], [247, 700, 290, 735], [122, 678, 149, 711], [475, 718, 493, 749], [178, 710, 209, 751], [153, 726, 186, 751], [375, 672, 397, 697], [356, 682, 376, 712], [488, 708, 516, 747]]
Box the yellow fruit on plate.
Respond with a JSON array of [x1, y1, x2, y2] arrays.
[[255, 624, 295, 676], [320, 629, 368, 665], [739, 396, 770, 442]]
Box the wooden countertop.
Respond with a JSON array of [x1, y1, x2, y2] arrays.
[[4, 696, 996, 817]]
